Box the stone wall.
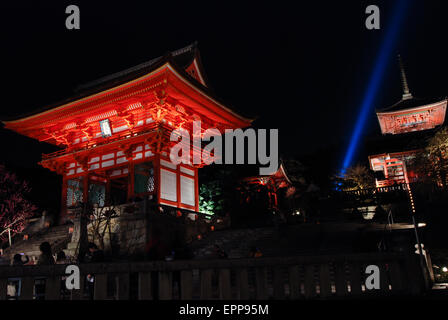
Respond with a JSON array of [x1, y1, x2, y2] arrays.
[[67, 201, 215, 259], [116, 213, 148, 257], [86, 209, 189, 258]]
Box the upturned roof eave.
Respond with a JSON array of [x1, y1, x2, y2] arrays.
[[3, 64, 253, 134]]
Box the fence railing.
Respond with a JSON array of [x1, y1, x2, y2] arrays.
[[0, 252, 425, 300]]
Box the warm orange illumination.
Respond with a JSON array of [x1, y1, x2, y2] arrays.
[[2, 44, 254, 221], [377, 100, 447, 135]]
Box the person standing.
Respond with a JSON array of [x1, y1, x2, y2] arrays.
[[12, 254, 29, 266], [37, 242, 55, 265]]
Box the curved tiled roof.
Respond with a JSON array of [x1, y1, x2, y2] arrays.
[[74, 42, 199, 92], [2, 42, 251, 122], [376, 96, 447, 113]]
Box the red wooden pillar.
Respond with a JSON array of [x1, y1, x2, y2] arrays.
[[272, 185, 278, 208], [154, 154, 161, 205], [83, 173, 89, 204], [194, 168, 199, 212], [60, 176, 68, 224], [128, 161, 135, 201], [106, 178, 111, 206], [268, 191, 272, 209], [176, 165, 181, 208]]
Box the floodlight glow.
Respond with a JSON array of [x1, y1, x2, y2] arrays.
[[341, 0, 410, 171]]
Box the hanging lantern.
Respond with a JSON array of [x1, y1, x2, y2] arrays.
[[176, 210, 182, 217], [197, 234, 202, 240], [210, 226, 215, 231]]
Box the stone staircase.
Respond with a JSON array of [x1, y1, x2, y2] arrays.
[[190, 223, 365, 260], [1, 224, 73, 263], [191, 226, 287, 259]]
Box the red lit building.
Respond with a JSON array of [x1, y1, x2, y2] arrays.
[[242, 163, 293, 210], [2, 43, 252, 222], [368, 57, 447, 187]]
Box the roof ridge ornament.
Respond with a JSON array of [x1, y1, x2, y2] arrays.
[[398, 54, 413, 100]]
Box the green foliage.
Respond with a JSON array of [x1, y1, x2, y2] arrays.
[[333, 163, 375, 191], [411, 126, 448, 186], [199, 180, 224, 216]]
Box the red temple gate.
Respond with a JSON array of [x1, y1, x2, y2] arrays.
[[2, 43, 253, 222]]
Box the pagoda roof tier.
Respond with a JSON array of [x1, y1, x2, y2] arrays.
[[376, 56, 447, 119], [376, 96, 447, 113], [376, 98, 447, 135], [2, 43, 253, 149], [243, 163, 293, 189], [74, 42, 209, 93]]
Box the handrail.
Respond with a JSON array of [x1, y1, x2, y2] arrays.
[[0, 252, 425, 300], [0, 252, 407, 276]]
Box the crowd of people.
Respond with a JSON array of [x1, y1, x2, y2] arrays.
[[2, 234, 266, 299], [5, 240, 107, 267], [7, 242, 73, 267], [4, 241, 106, 299]]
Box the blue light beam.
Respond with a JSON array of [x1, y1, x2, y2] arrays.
[[342, 0, 411, 172]]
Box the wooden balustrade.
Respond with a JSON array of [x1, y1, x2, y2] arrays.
[[0, 253, 424, 300]]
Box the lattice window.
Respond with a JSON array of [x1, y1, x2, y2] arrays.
[[134, 161, 155, 194], [67, 177, 84, 207], [88, 182, 106, 207]]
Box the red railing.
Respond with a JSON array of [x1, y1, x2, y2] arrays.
[[41, 124, 164, 160]]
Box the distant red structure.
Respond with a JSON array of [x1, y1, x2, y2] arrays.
[[369, 56, 447, 187], [242, 163, 293, 210], [2, 43, 252, 221], [377, 99, 446, 135]]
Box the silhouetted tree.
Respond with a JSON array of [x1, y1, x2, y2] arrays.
[[0, 165, 37, 243]]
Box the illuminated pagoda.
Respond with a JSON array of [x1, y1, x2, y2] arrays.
[[368, 56, 447, 187], [2, 43, 253, 223]]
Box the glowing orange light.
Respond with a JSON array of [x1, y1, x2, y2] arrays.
[[210, 226, 215, 231]]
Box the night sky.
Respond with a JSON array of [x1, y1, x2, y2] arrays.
[[0, 1, 447, 186]]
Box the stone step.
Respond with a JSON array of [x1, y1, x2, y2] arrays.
[[3, 224, 72, 260], [191, 226, 311, 259], [9, 236, 68, 249]]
